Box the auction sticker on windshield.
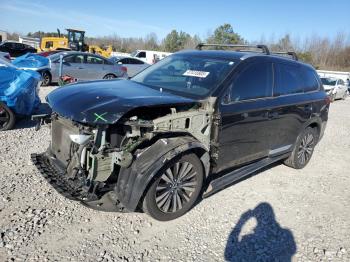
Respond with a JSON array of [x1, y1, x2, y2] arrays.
[[183, 70, 210, 78]]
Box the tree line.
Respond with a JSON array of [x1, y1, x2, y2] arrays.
[[6, 23, 350, 71]]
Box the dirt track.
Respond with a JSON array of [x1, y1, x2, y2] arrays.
[[0, 86, 349, 261]]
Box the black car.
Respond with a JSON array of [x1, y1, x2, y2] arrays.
[[0, 41, 37, 58], [32, 44, 329, 221]]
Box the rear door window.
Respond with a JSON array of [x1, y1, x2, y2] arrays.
[[274, 63, 304, 96], [118, 58, 129, 64], [86, 55, 104, 64], [230, 62, 273, 102], [64, 54, 84, 63], [129, 58, 144, 64]]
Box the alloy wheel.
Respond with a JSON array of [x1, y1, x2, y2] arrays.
[[104, 74, 116, 80], [43, 74, 50, 85], [297, 133, 314, 165], [155, 161, 198, 213], [0, 105, 10, 129]]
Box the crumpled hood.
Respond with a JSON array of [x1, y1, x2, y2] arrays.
[[47, 79, 196, 124]]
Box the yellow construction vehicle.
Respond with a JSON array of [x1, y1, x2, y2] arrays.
[[39, 29, 113, 57], [39, 29, 86, 52], [88, 45, 113, 58]]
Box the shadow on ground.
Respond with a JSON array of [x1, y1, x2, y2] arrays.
[[224, 202, 296, 261]]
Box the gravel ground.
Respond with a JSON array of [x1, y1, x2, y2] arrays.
[[0, 85, 350, 261]]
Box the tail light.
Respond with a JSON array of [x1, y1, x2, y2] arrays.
[[121, 66, 127, 73]]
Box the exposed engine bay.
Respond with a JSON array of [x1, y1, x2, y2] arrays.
[[32, 97, 216, 212]]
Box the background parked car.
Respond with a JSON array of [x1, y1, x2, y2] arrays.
[[12, 53, 51, 86], [0, 41, 37, 58], [46, 51, 128, 85], [0, 51, 11, 62], [109, 56, 150, 77], [0, 57, 41, 131], [321, 77, 348, 101]]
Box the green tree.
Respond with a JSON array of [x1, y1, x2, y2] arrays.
[[162, 30, 192, 52], [207, 23, 244, 45]]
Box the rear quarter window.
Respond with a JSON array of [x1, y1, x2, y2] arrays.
[[301, 67, 319, 92]]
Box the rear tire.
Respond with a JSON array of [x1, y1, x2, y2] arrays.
[[142, 153, 204, 221], [103, 74, 116, 80], [0, 103, 16, 131], [284, 127, 317, 169]]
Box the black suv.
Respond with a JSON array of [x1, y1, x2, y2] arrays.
[[0, 41, 37, 58], [32, 44, 329, 221]]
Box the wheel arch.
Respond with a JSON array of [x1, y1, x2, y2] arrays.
[[103, 73, 117, 79], [114, 135, 210, 211], [305, 120, 321, 142]]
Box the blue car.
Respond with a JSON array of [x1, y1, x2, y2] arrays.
[[0, 58, 41, 130]]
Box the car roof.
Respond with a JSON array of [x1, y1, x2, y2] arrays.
[[175, 49, 314, 69], [49, 51, 107, 59]]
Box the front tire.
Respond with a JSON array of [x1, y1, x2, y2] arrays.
[[142, 153, 204, 221], [103, 74, 116, 80], [284, 127, 317, 169]]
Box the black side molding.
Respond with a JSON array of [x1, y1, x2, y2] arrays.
[[203, 153, 289, 197]]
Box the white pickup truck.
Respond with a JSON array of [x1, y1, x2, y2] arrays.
[[130, 49, 172, 64]]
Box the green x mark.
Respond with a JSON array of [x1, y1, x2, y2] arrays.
[[94, 112, 108, 123]]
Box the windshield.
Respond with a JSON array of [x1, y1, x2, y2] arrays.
[[321, 78, 337, 86], [131, 54, 237, 98]]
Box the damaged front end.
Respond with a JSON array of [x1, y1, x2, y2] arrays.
[[32, 97, 215, 212]]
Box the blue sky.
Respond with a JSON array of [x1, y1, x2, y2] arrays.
[[1, 0, 349, 42]]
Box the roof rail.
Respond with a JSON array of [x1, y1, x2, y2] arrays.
[[271, 51, 298, 61], [196, 43, 270, 55]]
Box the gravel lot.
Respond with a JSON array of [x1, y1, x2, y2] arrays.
[[0, 85, 349, 261]]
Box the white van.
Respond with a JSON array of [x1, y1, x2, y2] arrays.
[[130, 50, 172, 64]]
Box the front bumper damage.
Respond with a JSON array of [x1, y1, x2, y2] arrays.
[[31, 152, 128, 212], [31, 97, 215, 212]]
